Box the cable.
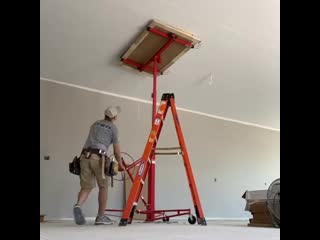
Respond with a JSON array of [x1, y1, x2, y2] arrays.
[[108, 152, 139, 182]]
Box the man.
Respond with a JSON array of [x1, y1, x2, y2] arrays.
[[73, 106, 123, 225]]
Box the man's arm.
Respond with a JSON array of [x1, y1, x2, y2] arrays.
[[112, 125, 124, 170], [113, 143, 124, 170], [113, 143, 121, 162]]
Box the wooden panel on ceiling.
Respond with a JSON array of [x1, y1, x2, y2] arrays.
[[121, 19, 201, 76]]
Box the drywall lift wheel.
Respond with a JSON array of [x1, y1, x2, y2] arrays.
[[163, 216, 170, 222], [188, 215, 196, 224]]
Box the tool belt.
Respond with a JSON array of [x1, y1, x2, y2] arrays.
[[69, 148, 119, 179], [81, 147, 107, 157], [83, 148, 119, 178]]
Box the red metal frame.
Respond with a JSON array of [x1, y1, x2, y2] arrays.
[[105, 159, 191, 221], [121, 58, 160, 73], [148, 27, 193, 47], [140, 28, 192, 222], [137, 209, 191, 221], [140, 38, 175, 72], [111, 27, 198, 224]]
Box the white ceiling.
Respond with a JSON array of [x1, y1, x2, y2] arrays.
[[40, 0, 280, 129]]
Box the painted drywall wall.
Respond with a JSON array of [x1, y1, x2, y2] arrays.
[[41, 0, 280, 129], [40, 80, 280, 219]]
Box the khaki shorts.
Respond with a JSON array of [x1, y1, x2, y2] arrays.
[[80, 153, 108, 189]]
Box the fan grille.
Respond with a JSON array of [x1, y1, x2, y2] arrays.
[[267, 178, 280, 226]]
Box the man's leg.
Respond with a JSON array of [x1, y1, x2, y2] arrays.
[[77, 188, 92, 206], [95, 185, 113, 225], [98, 187, 107, 216], [93, 157, 113, 225], [73, 156, 95, 225]]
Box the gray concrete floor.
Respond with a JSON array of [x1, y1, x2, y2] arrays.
[[40, 220, 280, 240]]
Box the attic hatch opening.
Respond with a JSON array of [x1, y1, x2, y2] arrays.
[[118, 19, 201, 222]]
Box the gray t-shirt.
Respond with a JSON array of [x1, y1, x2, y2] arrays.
[[83, 119, 119, 152]]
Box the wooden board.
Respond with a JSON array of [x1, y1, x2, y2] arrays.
[[251, 212, 273, 222], [121, 19, 201, 76], [249, 218, 273, 224], [248, 223, 274, 228], [124, 167, 149, 221]]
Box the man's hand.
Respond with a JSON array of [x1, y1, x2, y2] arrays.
[[118, 157, 125, 172]]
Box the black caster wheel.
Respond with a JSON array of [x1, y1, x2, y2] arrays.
[[163, 216, 170, 222], [119, 219, 128, 226], [188, 215, 196, 225]]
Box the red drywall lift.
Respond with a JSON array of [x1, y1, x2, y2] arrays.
[[106, 20, 206, 226]]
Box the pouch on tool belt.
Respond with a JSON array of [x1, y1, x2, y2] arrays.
[[69, 156, 81, 175], [105, 156, 119, 177]]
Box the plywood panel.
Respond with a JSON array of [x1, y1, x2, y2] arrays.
[[121, 19, 201, 76], [151, 19, 200, 43], [128, 34, 168, 65]]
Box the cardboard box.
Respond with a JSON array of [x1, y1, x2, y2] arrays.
[[250, 217, 273, 224], [250, 202, 269, 213], [252, 212, 273, 221], [248, 223, 273, 228], [242, 190, 267, 211], [242, 190, 275, 227]]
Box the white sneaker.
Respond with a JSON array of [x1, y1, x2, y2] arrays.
[[95, 215, 114, 225]]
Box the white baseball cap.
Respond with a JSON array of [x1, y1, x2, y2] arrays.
[[105, 106, 121, 118]]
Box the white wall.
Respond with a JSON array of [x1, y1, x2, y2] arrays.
[[40, 0, 280, 129], [40, 79, 280, 219]]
